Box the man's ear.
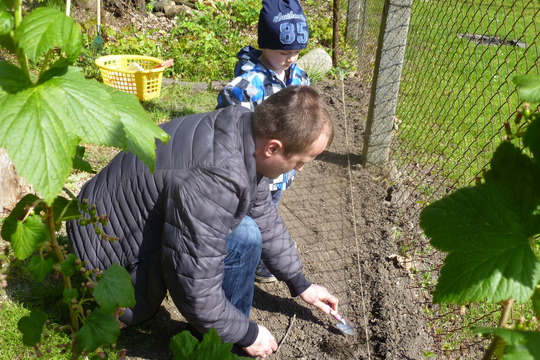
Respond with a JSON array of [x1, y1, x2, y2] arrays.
[[264, 139, 284, 157]]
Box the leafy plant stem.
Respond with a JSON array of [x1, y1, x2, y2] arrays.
[[12, 0, 31, 80], [40, 49, 54, 76], [63, 187, 77, 200], [46, 206, 78, 334], [481, 298, 515, 360], [13, 0, 22, 26]]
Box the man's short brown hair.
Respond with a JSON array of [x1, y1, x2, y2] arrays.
[[253, 86, 334, 157]]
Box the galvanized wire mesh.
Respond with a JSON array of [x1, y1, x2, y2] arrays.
[[395, 0, 540, 206], [347, 0, 540, 357]]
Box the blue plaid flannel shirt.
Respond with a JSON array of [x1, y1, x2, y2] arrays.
[[217, 46, 310, 192]]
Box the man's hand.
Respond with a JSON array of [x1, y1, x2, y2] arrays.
[[243, 324, 278, 358], [299, 284, 339, 314]]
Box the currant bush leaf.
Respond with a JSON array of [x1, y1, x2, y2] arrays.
[[76, 308, 120, 351], [28, 254, 54, 282], [420, 142, 540, 303], [61, 253, 78, 277], [523, 117, 540, 161], [0, 67, 168, 203], [52, 196, 81, 224], [18, 309, 47, 346], [6, 215, 49, 260], [103, 86, 170, 173], [0, 61, 32, 93], [93, 263, 136, 312], [73, 145, 95, 173], [514, 74, 540, 104], [170, 331, 200, 360], [170, 328, 240, 360], [474, 327, 540, 360], [0, 10, 13, 36], [62, 288, 79, 305], [15, 7, 81, 63]]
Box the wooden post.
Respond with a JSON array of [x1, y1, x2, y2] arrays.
[[361, 0, 412, 173], [332, 0, 340, 67]]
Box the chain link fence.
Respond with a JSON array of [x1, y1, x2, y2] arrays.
[[343, 0, 540, 357], [396, 0, 540, 198]]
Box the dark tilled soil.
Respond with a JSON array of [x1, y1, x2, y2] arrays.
[[117, 78, 434, 359]]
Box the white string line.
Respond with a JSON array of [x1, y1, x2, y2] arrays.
[[339, 76, 372, 359]]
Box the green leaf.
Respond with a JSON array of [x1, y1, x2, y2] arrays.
[[197, 328, 235, 360], [193, 345, 236, 360], [170, 329, 239, 360], [0, 0, 15, 11], [73, 145, 95, 173], [6, 214, 48, 260], [0, 10, 13, 35], [514, 74, 540, 103], [420, 142, 540, 303], [104, 86, 170, 172], [61, 253, 78, 276], [474, 327, 540, 360], [0, 83, 78, 204], [170, 330, 200, 360], [62, 288, 79, 305], [0, 67, 168, 203], [523, 117, 540, 161], [76, 308, 120, 352], [0, 32, 15, 52], [27, 254, 54, 282], [52, 196, 81, 223], [200, 327, 225, 347], [1, 194, 41, 240], [15, 7, 81, 63], [18, 309, 47, 346], [0, 61, 32, 93], [93, 263, 135, 312]]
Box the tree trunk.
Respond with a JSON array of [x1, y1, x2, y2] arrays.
[[332, 0, 340, 67], [0, 148, 32, 216]]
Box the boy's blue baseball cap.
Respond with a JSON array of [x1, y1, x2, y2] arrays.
[[258, 0, 309, 50]]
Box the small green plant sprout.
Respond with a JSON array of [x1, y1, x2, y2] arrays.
[[421, 349, 436, 358], [419, 73, 540, 359], [170, 328, 251, 360], [0, 0, 169, 357]]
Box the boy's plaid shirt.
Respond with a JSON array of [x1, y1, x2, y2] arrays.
[[217, 46, 310, 111], [217, 46, 310, 192]]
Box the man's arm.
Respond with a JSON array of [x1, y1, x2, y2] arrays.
[[160, 169, 257, 346], [249, 178, 312, 295]]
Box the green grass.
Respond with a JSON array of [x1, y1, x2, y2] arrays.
[[0, 301, 74, 359], [396, 0, 539, 188], [0, 241, 67, 359], [142, 84, 219, 123], [394, 3, 540, 352]]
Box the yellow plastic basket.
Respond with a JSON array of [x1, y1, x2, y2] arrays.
[[95, 55, 165, 101]]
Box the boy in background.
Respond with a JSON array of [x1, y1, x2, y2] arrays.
[[217, 0, 311, 283]]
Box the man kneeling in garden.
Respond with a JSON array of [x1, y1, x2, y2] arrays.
[[67, 85, 339, 358]]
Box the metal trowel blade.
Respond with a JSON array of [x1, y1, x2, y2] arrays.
[[336, 318, 355, 336]]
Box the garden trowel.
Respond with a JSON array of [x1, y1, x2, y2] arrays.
[[325, 305, 355, 336]]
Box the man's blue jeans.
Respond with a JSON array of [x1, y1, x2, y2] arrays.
[[222, 216, 262, 317]]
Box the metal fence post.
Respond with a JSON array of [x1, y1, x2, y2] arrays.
[[346, 0, 364, 49], [361, 0, 412, 173]]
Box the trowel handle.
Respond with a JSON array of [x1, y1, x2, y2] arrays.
[[329, 310, 343, 322], [324, 304, 342, 321]]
